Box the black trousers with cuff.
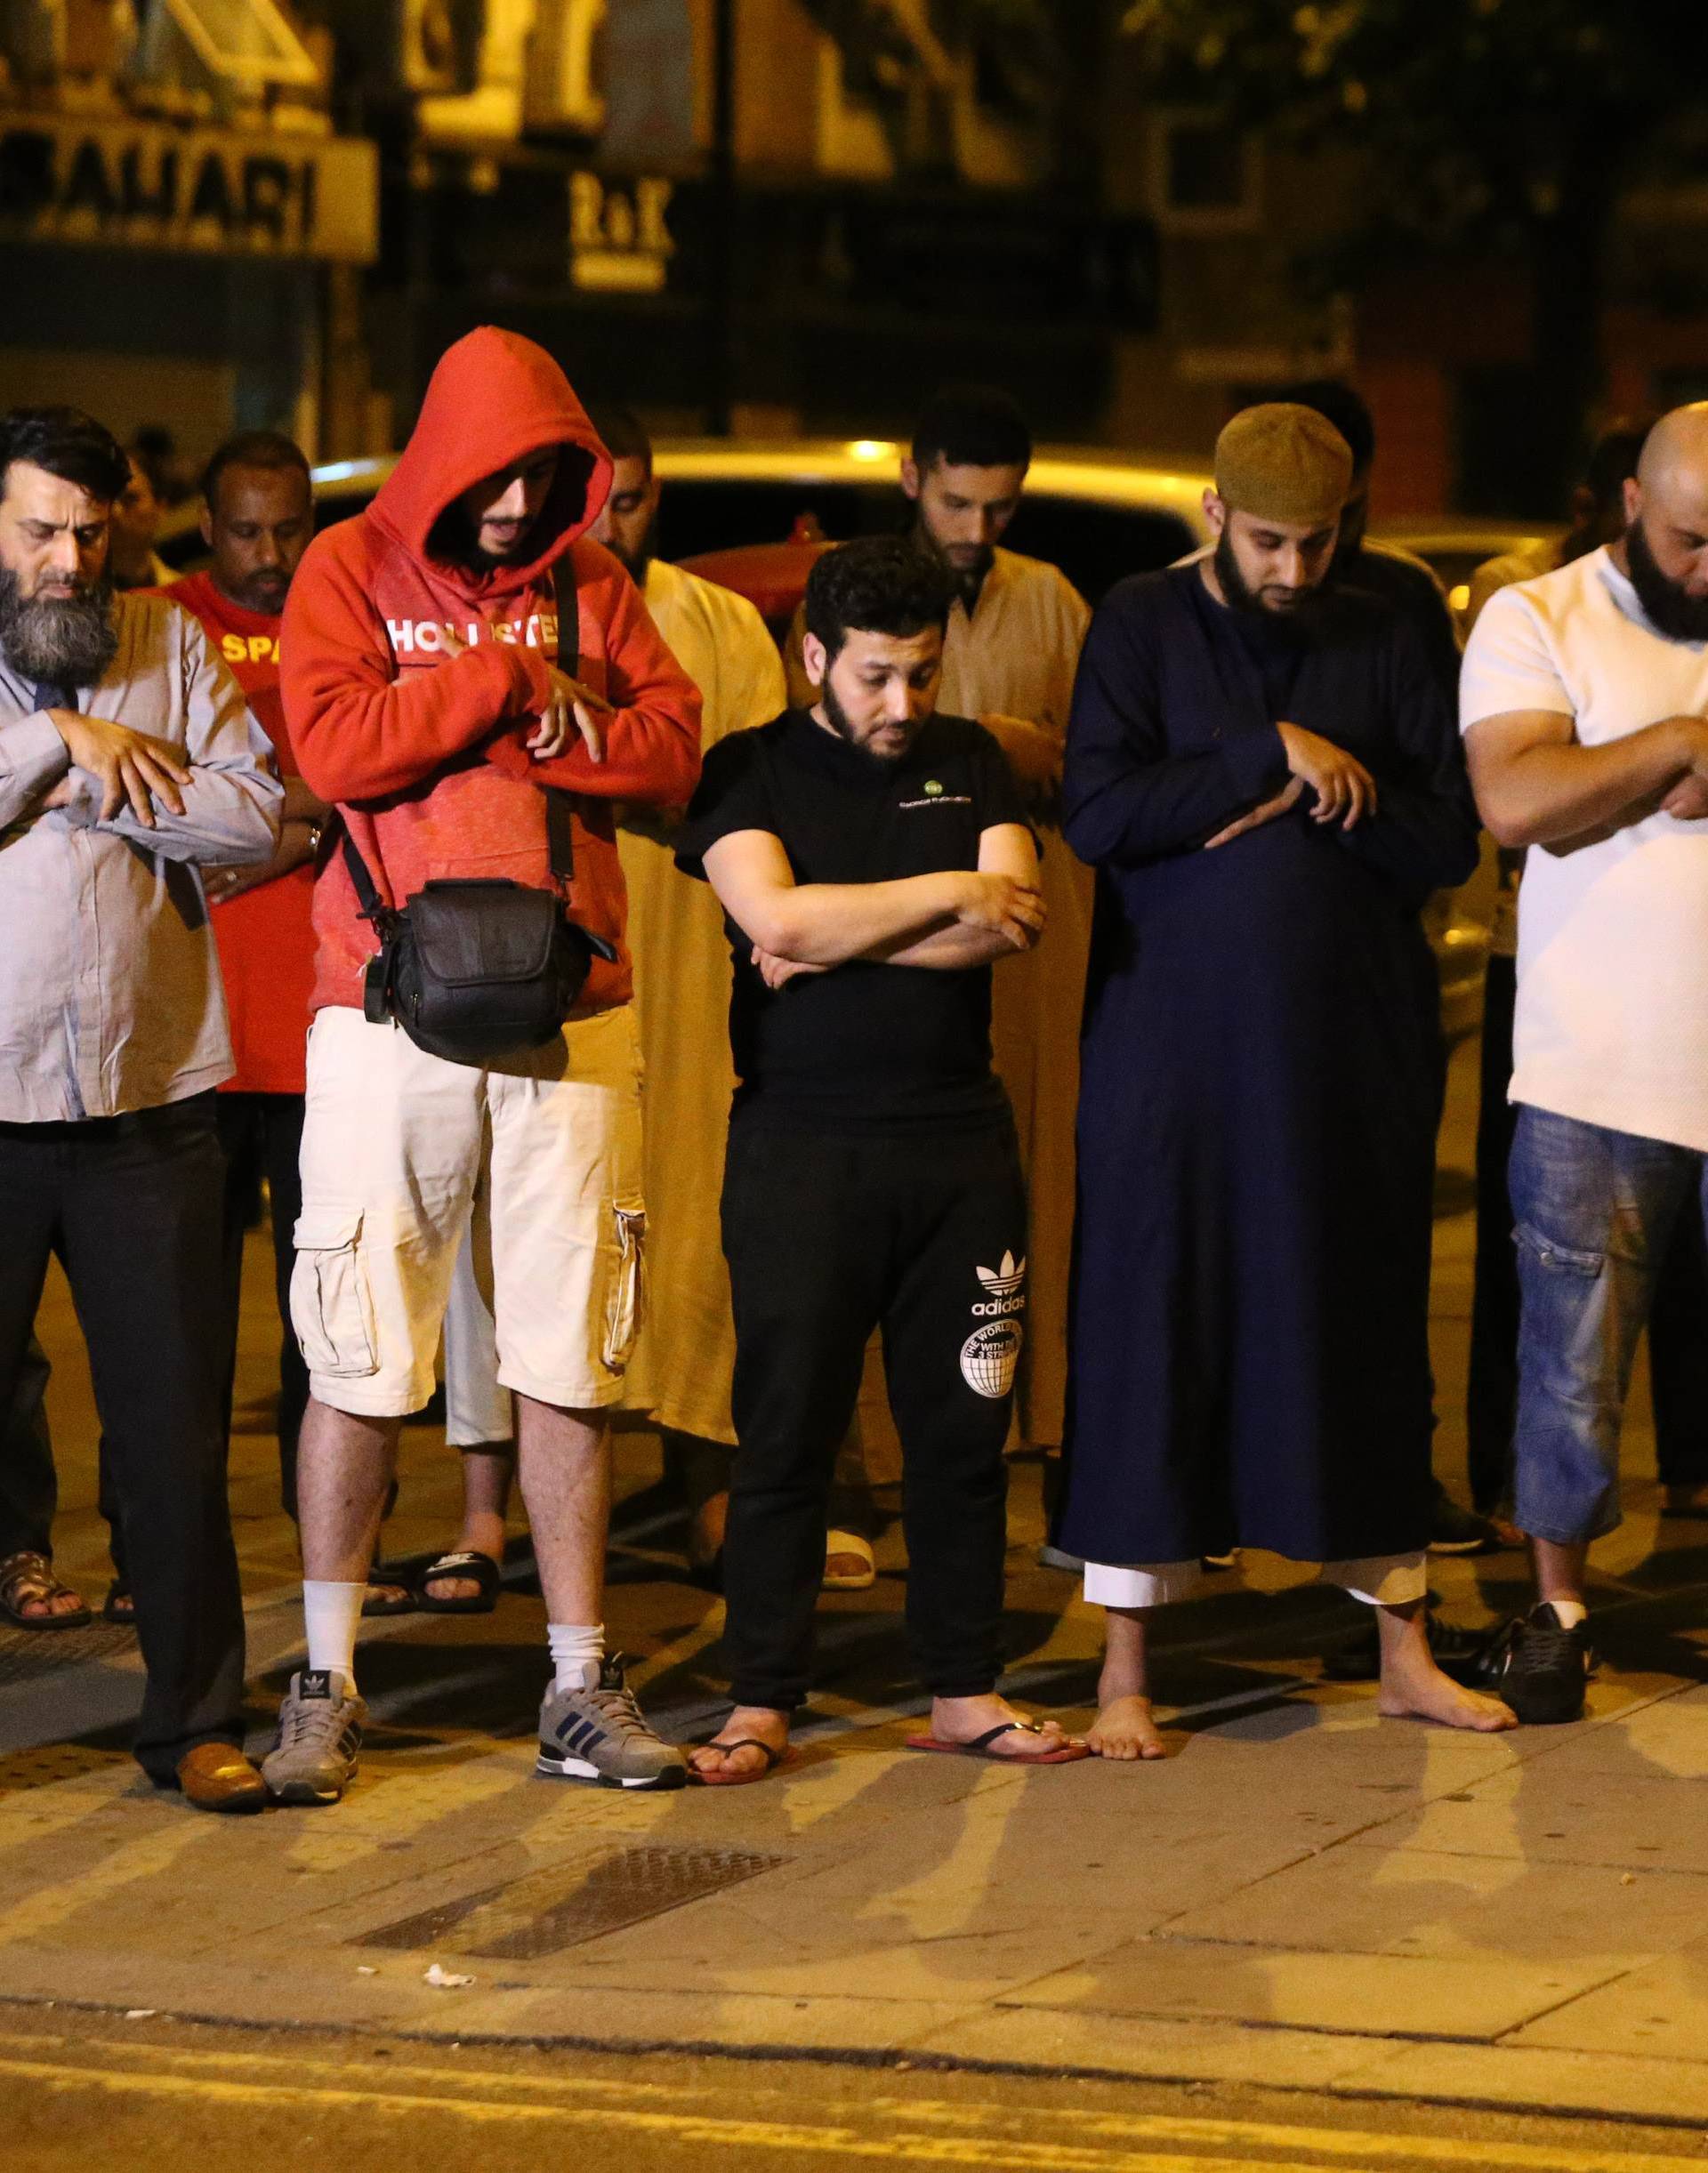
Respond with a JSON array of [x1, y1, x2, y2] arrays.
[[719, 1113, 1027, 1713], [0, 1097, 246, 1782]]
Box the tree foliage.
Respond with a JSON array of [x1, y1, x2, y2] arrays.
[[1120, 1, 1708, 253]]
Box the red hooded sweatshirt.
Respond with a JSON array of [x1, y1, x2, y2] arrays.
[[280, 326, 701, 1018]]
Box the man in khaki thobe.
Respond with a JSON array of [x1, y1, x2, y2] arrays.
[[432, 406, 785, 1592], [786, 387, 1090, 1501]]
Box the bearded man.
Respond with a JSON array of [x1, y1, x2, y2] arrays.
[[1055, 404, 1516, 1759], [1462, 401, 1708, 1725], [0, 405, 283, 1806]]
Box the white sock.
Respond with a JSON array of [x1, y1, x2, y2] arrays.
[[303, 1580, 366, 1691], [1542, 1598, 1589, 1630], [548, 1622, 606, 1694]]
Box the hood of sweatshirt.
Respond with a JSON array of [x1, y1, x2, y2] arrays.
[[367, 326, 612, 604]]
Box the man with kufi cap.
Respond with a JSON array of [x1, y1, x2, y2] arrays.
[[1054, 404, 1517, 1757]]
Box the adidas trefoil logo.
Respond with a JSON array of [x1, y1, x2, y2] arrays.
[[972, 1251, 1027, 1317]]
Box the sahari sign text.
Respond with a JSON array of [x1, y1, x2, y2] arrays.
[[0, 114, 379, 264]]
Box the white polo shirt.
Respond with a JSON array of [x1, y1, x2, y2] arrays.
[[1461, 546, 1708, 1152]]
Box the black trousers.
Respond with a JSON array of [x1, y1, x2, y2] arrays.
[[719, 1114, 1027, 1712], [1467, 954, 1708, 1511], [0, 1335, 55, 1561], [0, 1097, 246, 1781]]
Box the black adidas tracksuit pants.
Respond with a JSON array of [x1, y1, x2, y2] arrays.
[[719, 1112, 1028, 1712]]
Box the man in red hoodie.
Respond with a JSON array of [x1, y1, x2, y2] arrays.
[[267, 329, 701, 1804]]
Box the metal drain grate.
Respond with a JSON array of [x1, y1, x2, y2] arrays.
[[0, 1740, 129, 1793], [0, 1624, 135, 1686], [359, 1843, 787, 1960]]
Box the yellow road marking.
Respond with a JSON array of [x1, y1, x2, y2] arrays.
[[0, 2052, 1367, 2171], [0, 2032, 1702, 2171]]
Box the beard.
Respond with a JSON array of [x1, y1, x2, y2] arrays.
[[0, 563, 118, 687], [1624, 518, 1708, 642], [821, 674, 915, 766], [1213, 531, 1321, 624], [604, 533, 653, 587], [917, 522, 990, 608]]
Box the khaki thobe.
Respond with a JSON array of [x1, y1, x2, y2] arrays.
[[785, 547, 1092, 1456], [619, 559, 788, 1443]]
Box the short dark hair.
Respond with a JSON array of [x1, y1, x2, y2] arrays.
[[1277, 380, 1375, 474], [1583, 414, 1655, 511], [804, 535, 955, 663], [202, 430, 311, 514], [0, 405, 130, 505], [912, 383, 1032, 475], [586, 402, 653, 475]]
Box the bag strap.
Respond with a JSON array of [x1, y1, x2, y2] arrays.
[[339, 825, 393, 931], [546, 552, 581, 883]]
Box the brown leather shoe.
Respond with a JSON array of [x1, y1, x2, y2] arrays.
[[175, 1743, 266, 1814]]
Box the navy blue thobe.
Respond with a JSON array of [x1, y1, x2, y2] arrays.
[[1054, 565, 1479, 1568]]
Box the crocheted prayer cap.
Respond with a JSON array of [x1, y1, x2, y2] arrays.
[[1213, 402, 1354, 527]]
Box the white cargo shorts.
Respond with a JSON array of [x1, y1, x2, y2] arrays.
[[291, 1004, 646, 1418]]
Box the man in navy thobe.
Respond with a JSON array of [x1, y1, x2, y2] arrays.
[[1054, 404, 1517, 1757]]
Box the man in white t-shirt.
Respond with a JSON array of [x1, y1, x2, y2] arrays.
[[1461, 402, 1708, 1725]]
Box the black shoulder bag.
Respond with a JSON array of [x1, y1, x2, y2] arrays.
[[342, 556, 616, 1066]]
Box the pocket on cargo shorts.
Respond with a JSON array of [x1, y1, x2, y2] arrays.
[[292, 1209, 381, 1377], [601, 1202, 647, 1374]]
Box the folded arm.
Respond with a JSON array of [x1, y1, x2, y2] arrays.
[[53, 620, 282, 865], [856, 823, 1043, 968], [1466, 708, 1707, 850], [283, 543, 552, 804], [484, 547, 702, 808], [1062, 594, 1290, 867], [0, 712, 71, 828]]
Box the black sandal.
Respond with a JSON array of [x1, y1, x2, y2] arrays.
[[362, 1558, 419, 1617], [689, 1735, 789, 1787], [415, 1549, 502, 1614], [102, 1580, 135, 1624]]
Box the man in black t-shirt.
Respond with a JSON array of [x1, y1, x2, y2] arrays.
[[676, 536, 1087, 1783]]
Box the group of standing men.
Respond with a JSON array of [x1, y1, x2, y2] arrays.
[[2, 324, 1704, 1807]]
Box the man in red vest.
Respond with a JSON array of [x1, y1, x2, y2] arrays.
[[103, 435, 337, 1614]]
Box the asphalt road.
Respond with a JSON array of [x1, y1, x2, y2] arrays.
[[7, 2003, 1708, 2172]]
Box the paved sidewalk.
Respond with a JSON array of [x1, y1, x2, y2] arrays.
[[5, 1048, 1708, 2127]]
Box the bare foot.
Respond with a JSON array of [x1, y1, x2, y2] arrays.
[[1378, 1656, 1517, 1732], [689, 1704, 790, 1782], [929, 1692, 1076, 1759], [1087, 1693, 1168, 1760]]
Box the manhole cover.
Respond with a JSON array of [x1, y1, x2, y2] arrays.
[[359, 1843, 787, 1960], [0, 1624, 135, 1686]]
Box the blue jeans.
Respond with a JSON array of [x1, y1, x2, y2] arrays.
[[1510, 1106, 1708, 1545]]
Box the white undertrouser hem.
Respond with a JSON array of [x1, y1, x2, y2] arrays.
[[1083, 1549, 1428, 1612]]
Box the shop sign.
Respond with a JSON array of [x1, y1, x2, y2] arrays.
[[568, 171, 673, 294], [0, 113, 379, 263]]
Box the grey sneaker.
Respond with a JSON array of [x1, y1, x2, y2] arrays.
[[262, 1668, 367, 1805], [536, 1654, 688, 1791]]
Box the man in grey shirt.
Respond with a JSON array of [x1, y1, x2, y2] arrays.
[[0, 405, 281, 1811]]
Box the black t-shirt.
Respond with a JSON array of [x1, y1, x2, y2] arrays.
[[676, 708, 1027, 1131]]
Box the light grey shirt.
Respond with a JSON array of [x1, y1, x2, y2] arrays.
[[0, 592, 283, 1122]]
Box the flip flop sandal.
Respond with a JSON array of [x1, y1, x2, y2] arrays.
[[102, 1581, 135, 1624], [906, 1721, 1090, 1766], [415, 1549, 502, 1614], [823, 1528, 875, 1591], [0, 1551, 92, 1632], [689, 1736, 792, 1787]]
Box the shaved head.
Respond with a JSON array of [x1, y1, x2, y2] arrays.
[[1620, 404, 1708, 641]]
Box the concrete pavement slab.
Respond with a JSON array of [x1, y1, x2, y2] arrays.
[[977, 1940, 1619, 2040]]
